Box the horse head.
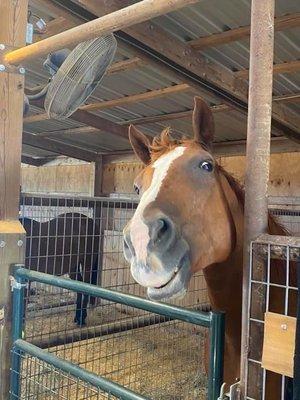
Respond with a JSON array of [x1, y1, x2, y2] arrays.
[[123, 97, 236, 301]]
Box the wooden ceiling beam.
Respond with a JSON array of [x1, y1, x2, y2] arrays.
[[107, 57, 145, 74], [189, 12, 300, 50], [24, 83, 191, 123], [236, 60, 300, 79], [22, 131, 100, 161], [28, 91, 300, 136], [78, 0, 300, 143], [81, 83, 191, 112]]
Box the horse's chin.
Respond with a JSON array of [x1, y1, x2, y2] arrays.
[[147, 254, 191, 301]]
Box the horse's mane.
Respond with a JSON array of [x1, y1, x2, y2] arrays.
[[149, 128, 289, 236]]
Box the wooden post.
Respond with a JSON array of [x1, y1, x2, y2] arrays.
[[0, 1, 28, 398], [240, 0, 275, 397]]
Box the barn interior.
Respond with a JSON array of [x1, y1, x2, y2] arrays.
[[1, 1, 300, 400], [22, 0, 300, 205]]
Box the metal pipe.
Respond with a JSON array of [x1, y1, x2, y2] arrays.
[[13, 339, 149, 400], [240, 0, 275, 396], [15, 267, 212, 327], [4, 0, 198, 65], [10, 274, 26, 400], [208, 312, 225, 400]]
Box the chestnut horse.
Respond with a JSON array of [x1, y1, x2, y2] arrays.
[[123, 97, 296, 398]]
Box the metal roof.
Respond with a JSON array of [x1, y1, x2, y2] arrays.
[[23, 0, 300, 162]]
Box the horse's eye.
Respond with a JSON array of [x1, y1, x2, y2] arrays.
[[199, 160, 213, 172], [133, 184, 140, 195]]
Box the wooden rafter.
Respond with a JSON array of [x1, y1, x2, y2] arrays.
[[23, 131, 100, 162], [78, 0, 300, 143], [189, 12, 300, 50], [24, 88, 300, 128], [236, 60, 300, 79], [81, 83, 191, 112], [26, 0, 299, 145], [24, 83, 191, 123], [107, 57, 145, 74]]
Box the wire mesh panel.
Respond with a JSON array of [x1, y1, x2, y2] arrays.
[[18, 193, 210, 399], [11, 351, 119, 400], [20, 193, 208, 311], [12, 269, 223, 400], [24, 292, 207, 399], [246, 235, 300, 400]]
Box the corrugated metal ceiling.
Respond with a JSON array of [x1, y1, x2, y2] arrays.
[[24, 0, 299, 161]]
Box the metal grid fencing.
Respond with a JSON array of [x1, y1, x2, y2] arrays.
[[11, 268, 224, 400], [18, 193, 210, 399], [246, 234, 300, 400], [11, 350, 120, 400]]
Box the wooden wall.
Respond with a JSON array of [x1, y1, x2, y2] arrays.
[[102, 152, 300, 199], [21, 152, 300, 198], [21, 162, 94, 195]]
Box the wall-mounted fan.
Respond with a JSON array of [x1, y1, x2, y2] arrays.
[[26, 34, 117, 119]]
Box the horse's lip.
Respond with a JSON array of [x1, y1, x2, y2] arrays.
[[154, 266, 180, 289], [147, 254, 190, 301]]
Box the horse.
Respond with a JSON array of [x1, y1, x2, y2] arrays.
[[20, 213, 101, 325], [123, 97, 297, 398]]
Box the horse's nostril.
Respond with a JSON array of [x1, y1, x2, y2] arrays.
[[157, 219, 169, 241]]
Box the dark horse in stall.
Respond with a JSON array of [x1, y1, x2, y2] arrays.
[[20, 212, 101, 325]]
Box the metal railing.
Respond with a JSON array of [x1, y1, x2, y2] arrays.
[[10, 267, 225, 400]]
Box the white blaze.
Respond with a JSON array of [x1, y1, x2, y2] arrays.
[[130, 146, 186, 262]]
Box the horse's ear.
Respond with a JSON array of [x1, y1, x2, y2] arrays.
[[192, 96, 214, 150], [129, 125, 151, 165]]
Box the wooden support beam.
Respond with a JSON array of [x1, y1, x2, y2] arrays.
[[24, 83, 191, 123], [189, 12, 300, 50], [0, 1, 28, 399], [79, 0, 300, 144], [5, 0, 198, 65], [25, 95, 129, 141], [106, 57, 145, 74], [81, 83, 191, 112], [22, 131, 99, 162], [241, 0, 275, 396], [71, 110, 128, 140], [236, 60, 300, 79], [273, 93, 300, 103], [123, 103, 229, 125], [28, 90, 300, 141]]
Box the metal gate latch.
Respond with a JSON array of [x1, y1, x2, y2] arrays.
[[9, 276, 27, 291]]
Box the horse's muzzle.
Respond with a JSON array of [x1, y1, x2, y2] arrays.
[[123, 219, 191, 301]]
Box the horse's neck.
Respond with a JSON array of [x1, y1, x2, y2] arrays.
[[203, 173, 244, 314]]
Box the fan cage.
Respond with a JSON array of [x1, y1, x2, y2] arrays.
[[44, 34, 117, 119]]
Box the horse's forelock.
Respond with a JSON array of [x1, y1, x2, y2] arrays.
[[149, 128, 192, 163]]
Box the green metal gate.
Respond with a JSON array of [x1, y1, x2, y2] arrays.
[[10, 267, 225, 400]]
